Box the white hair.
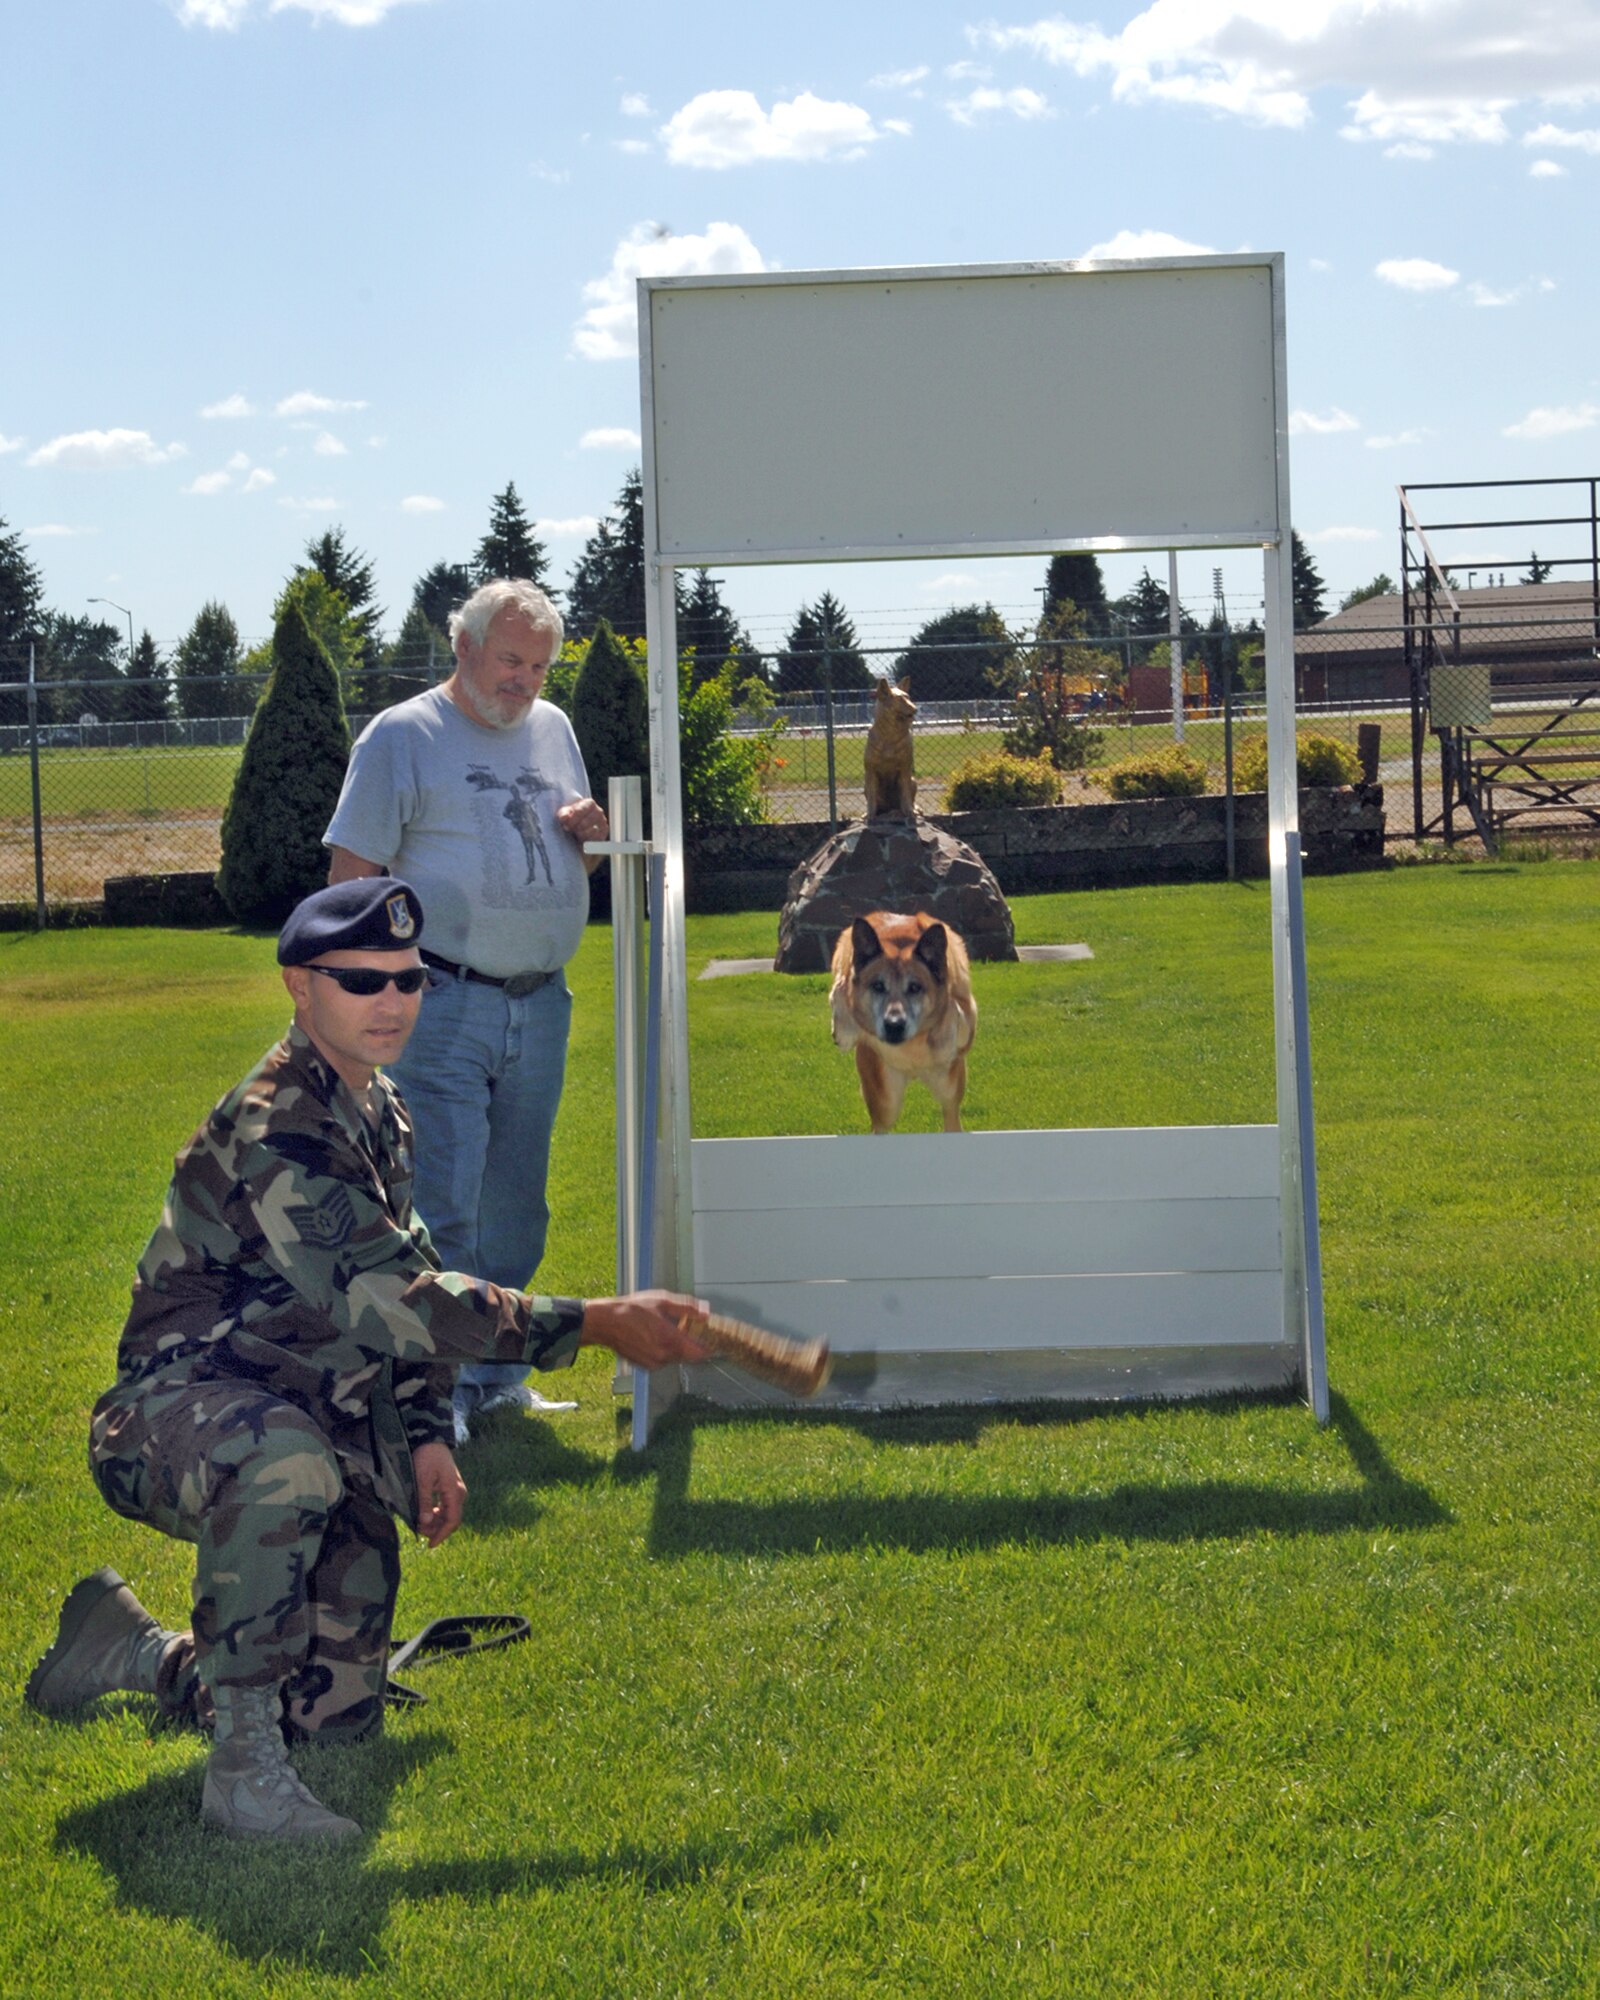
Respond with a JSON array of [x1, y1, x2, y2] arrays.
[[449, 578, 564, 654]]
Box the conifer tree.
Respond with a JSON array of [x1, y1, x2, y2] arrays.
[[121, 630, 171, 723], [0, 515, 45, 725], [1042, 553, 1109, 632], [174, 601, 248, 719], [570, 618, 648, 824], [474, 482, 553, 593], [1291, 531, 1327, 629], [217, 600, 352, 927]]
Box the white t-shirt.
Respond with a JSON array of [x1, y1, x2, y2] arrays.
[[324, 686, 592, 978]]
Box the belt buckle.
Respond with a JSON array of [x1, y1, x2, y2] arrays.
[[502, 970, 549, 999]]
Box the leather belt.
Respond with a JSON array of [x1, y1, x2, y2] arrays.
[[422, 949, 555, 999]]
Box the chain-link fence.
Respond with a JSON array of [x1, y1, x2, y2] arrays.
[[7, 606, 1600, 913]]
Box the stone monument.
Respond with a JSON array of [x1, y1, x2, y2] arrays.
[[775, 680, 1018, 973]]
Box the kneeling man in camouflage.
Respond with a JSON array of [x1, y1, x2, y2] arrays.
[[26, 877, 707, 1842]]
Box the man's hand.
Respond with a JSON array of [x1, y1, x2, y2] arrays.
[[412, 1440, 467, 1547], [556, 796, 609, 846], [580, 1290, 711, 1369]]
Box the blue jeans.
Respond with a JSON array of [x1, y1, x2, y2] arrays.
[[387, 971, 573, 1431]]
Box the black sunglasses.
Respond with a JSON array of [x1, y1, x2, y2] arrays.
[[305, 964, 429, 996]]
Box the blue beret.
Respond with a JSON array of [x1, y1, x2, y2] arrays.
[[277, 879, 425, 966]]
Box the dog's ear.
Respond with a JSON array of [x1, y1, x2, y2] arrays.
[[851, 916, 883, 972], [914, 920, 948, 982]]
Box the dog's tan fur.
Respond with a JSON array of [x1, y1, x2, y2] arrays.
[[830, 911, 977, 1133], [863, 678, 917, 819]]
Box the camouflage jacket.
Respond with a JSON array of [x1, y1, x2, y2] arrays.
[[90, 1022, 585, 1523]]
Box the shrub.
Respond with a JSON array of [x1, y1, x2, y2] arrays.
[[1101, 744, 1209, 800], [217, 600, 351, 927], [571, 618, 649, 818], [1233, 731, 1362, 792], [680, 660, 773, 826], [944, 750, 1061, 810]]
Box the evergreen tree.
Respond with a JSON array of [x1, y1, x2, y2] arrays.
[[998, 602, 1110, 769], [276, 569, 363, 701], [0, 514, 46, 725], [173, 601, 249, 719], [412, 561, 473, 637], [681, 569, 752, 689], [773, 592, 872, 693], [1522, 550, 1553, 584], [473, 482, 554, 594], [570, 618, 649, 826], [120, 630, 171, 723], [895, 603, 1014, 703], [567, 469, 664, 638], [217, 600, 353, 927], [1291, 531, 1326, 629], [1042, 552, 1108, 632], [382, 602, 445, 707], [303, 527, 383, 699]]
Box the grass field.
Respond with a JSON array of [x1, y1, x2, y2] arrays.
[[3, 862, 1600, 1995]]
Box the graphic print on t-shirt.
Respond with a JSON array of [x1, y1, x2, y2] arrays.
[[465, 763, 580, 909]]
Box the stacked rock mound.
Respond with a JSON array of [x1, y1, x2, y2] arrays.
[[775, 815, 1017, 974]]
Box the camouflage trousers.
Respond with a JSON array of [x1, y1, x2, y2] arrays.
[[90, 1382, 401, 1743]]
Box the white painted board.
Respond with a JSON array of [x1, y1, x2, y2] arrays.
[[644, 259, 1282, 563]]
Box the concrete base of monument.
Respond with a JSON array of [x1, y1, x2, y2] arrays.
[[774, 813, 1017, 975]]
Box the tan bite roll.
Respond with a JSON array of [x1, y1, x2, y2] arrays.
[[700, 1313, 833, 1397]]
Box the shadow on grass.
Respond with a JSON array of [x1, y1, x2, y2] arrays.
[[629, 1389, 1449, 1558], [448, 1409, 609, 1533], [55, 1726, 833, 1978]]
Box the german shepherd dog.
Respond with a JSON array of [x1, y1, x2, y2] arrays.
[[830, 911, 977, 1133]]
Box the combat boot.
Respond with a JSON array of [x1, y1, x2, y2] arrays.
[[201, 1684, 362, 1842], [26, 1568, 187, 1714]]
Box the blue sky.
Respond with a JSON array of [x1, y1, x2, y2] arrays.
[[5, 0, 1598, 657]]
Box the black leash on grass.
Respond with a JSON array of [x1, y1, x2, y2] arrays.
[[384, 1614, 531, 1708]]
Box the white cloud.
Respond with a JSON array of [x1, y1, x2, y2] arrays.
[[1530, 157, 1568, 176], [201, 392, 255, 418], [175, 0, 251, 24], [1384, 140, 1434, 159], [1314, 525, 1380, 541], [884, 117, 914, 136], [0, 433, 22, 454], [185, 470, 234, 495], [227, 450, 251, 470], [1080, 227, 1216, 260], [660, 90, 882, 168], [534, 515, 601, 539], [1469, 281, 1516, 306], [947, 85, 1052, 125], [178, 0, 431, 22], [923, 571, 981, 594], [531, 161, 572, 184], [401, 493, 445, 513], [870, 64, 929, 90], [24, 523, 92, 538], [27, 428, 187, 469], [574, 221, 767, 361], [1289, 407, 1360, 435], [1503, 401, 1600, 440], [313, 430, 349, 456], [945, 60, 990, 81], [242, 467, 276, 492], [620, 92, 652, 117], [1365, 427, 1427, 449], [275, 389, 368, 418], [1375, 257, 1459, 291], [974, 4, 1600, 144], [581, 426, 642, 450], [1523, 120, 1600, 153], [616, 138, 652, 156]]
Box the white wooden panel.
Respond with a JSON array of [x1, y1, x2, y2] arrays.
[[645, 260, 1281, 561], [695, 1196, 1281, 1285], [690, 1127, 1279, 1213], [703, 1271, 1285, 1354]]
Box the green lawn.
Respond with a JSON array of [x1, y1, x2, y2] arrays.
[[3, 863, 1599, 1996]]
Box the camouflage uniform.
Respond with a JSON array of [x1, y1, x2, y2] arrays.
[[89, 1021, 584, 1743]]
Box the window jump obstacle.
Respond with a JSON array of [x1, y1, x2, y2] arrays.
[[588, 254, 1327, 1447]]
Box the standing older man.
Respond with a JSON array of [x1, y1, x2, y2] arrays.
[[26, 879, 706, 1842], [324, 579, 609, 1443]]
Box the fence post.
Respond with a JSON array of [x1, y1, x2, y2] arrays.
[[27, 644, 46, 927], [822, 637, 838, 831]]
